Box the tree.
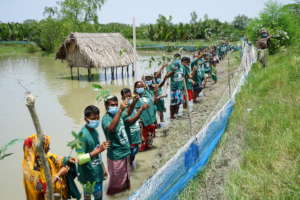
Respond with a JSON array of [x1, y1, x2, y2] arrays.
[[232, 15, 251, 30]]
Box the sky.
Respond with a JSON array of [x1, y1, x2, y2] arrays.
[[0, 0, 295, 25]]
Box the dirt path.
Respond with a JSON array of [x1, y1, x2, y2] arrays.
[[108, 52, 242, 200]]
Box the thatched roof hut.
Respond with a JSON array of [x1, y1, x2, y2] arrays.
[[56, 32, 137, 69]]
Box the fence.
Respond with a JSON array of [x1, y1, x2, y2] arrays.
[[129, 41, 257, 200]]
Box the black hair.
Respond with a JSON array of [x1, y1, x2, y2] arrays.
[[134, 80, 143, 89], [181, 57, 191, 63], [104, 96, 118, 107], [84, 105, 100, 117], [174, 53, 181, 59], [121, 88, 131, 97]]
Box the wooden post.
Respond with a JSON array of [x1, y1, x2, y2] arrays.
[[121, 66, 124, 78], [111, 67, 114, 80], [77, 67, 80, 80], [183, 79, 192, 136], [87, 68, 91, 81], [25, 94, 54, 200], [126, 65, 129, 77], [132, 64, 135, 76], [70, 66, 73, 80], [104, 68, 107, 80], [115, 67, 118, 79], [132, 17, 137, 78]]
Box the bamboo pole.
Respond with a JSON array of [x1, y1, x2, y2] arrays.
[[183, 79, 192, 136], [25, 94, 53, 200], [132, 17, 136, 77]]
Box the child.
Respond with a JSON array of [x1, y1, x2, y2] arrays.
[[159, 53, 184, 119], [76, 105, 110, 200], [181, 57, 195, 110], [134, 80, 157, 151], [153, 71, 167, 123], [101, 96, 131, 195], [120, 88, 148, 168]]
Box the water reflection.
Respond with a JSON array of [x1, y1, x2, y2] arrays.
[[0, 52, 163, 199]]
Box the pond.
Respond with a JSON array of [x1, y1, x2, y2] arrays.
[[0, 52, 171, 199]]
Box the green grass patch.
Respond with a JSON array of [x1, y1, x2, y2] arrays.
[[179, 44, 300, 199]]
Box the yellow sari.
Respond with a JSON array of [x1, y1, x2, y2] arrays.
[[22, 134, 68, 200]]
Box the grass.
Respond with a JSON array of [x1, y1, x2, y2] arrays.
[[179, 44, 300, 199], [0, 44, 54, 57]]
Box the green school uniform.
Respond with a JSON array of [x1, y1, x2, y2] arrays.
[[167, 61, 185, 91], [135, 90, 157, 126], [101, 113, 130, 160], [76, 126, 104, 184], [182, 64, 193, 90], [149, 85, 166, 112], [122, 108, 142, 145]]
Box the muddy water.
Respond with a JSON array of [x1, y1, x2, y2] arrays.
[[0, 52, 169, 199]]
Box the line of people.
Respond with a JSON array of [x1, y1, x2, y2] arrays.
[[22, 42, 233, 200]]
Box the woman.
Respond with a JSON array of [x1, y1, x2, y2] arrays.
[[22, 134, 80, 200]]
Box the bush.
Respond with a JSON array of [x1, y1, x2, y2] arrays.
[[26, 44, 40, 53], [247, 1, 300, 54]]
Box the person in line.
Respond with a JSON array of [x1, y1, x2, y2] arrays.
[[120, 88, 148, 168], [101, 96, 131, 195], [76, 105, 110, 200], [23, 134, 80, 200], [134, 81, 157, 151], [159, 54, 184, 119]]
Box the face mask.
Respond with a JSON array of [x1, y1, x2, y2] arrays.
[[145, 80, 152, 86], [128, 98, 133, 105], [108, 106, 119, 115], [87, 120, 99, 129], [174, 59, 181, 65], [136, 88, 145, 94], [155, 78, 161, 84]]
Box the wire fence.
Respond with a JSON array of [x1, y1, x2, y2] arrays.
[[129, 41, 257, 200]]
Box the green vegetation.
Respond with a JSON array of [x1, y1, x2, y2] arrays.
[[247, 1, 300, 54], [179, 1, 300, 198], [0, 0, 250, 53], [0, 139, 22, 160], [179, 43, 300, 200]]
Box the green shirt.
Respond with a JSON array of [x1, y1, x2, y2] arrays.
[[76, 126, 103, 184], [122, 108, 141, 145], [101, 113, 130, 160], [135, 90, 157, 126], [167, 60, 185, 91], [182, 64, 193, 90]]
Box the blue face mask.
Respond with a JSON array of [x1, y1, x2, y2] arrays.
[[136, 88, 145, 94], [108, 106, 119, 115], [145, 80, 152, 86], [155, 78, 161, 84], [87, 120, 99, 129]]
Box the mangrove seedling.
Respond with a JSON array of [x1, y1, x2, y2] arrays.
[[0, 138, 22, 160]]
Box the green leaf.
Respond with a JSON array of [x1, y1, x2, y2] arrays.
[[0, 153, 14, 160], [92, 83, 102, 90]]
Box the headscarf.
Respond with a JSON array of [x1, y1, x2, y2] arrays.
[[22, 134, 68, 200]]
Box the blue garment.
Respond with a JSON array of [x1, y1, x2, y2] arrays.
[[84, 182, 103, 200]]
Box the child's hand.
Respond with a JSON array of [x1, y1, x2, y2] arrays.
[[133, 95, 139, 102], [120, 102, 127, 111], [100, 141, 110, 152], [68, 157, 78, 164], [141, 104, 149, 111]]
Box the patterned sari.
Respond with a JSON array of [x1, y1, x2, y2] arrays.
[[22, 134, 68, 200]]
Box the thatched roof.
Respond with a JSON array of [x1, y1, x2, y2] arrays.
[[56, 32, 137, 69]]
